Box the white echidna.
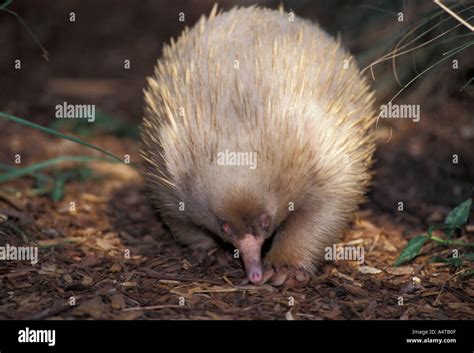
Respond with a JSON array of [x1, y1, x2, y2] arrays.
[[140, 5, 376, 287]]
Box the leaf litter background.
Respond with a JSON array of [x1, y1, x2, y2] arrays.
[[0, 0, 473, 320]]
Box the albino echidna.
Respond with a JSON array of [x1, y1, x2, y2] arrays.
[[140, 5, 376, 287]]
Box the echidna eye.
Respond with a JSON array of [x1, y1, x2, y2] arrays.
[[259, 214, 271, 230], [222, 222, 232, 233]]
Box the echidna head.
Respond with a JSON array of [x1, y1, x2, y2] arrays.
[[205, 187, 284, 284]]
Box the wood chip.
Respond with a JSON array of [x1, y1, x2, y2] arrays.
[[285, 309, 295, 320], [81, 193, 108, 203], [63, 274, 73, 284], [75, 297, 105, 319], [81, 275, 94, 286], [358, 265, 382, 274], [121, 281, 138, 289], [385, 266, 414, 275], [112, 310, 143, 320], [37, 237, 85, 247], [110, 263, 122, 273], [111, 294, 126, 310]]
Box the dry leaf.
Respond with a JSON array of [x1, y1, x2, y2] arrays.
[[358, 265, 382, 274]]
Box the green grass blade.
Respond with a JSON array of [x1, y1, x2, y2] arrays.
[[0, 0, 13, 11], [0, 112, 124, 163], [0, 156, 118, 183]]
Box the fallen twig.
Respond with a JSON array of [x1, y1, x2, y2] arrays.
[[140, 268, 225, 286], [122, 305, 183, 311]]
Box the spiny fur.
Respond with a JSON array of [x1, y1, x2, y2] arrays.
[[140, 5, 376, 273]]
